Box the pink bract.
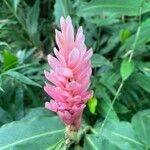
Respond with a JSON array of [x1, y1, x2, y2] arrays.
[[44, 16, 93, 130]]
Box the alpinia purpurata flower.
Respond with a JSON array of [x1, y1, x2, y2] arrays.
[[44, 16, 93, 130]]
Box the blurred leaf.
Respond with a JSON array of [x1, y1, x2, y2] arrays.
[[120, 19, 150, 52], [88, 14, 120, 27], [0, 42, 11, 49], [3, 50, 18, 71], [120, 59, 134, 81], [0, 76, 4, 93], [114, 102, 130, 114], [4, 70, 42, 88], [88, 97, 97, 114], [120, 29, 131, 43], [26, 0, 40, 45], [77, 0, 150, 17], [91, 54, 112, 68], [0, 107, 12, 126], [138, 62, 150, 77], [15, 84, 24, 120], [136, 73, 150, 93], [54, 0, 71, 25], [132, 109, 150, 146], [0, 116, 64, 149], [22, 107, 55, 120], [7, 0, 20, 13]]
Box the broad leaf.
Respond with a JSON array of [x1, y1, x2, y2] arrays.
[[132, 110, 150, 146], [77, 0, 150, 17], [84, 135, 120, 150], [100, 121, 144, 150], [23, 107, 55, 120], [0, 116, 65, 150]]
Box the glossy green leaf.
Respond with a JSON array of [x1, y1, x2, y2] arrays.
[[77, 0, 150, 17], [88, 97, 97, 114], [100, 121, 144, 150], [0, 116, 65, 150], [3, 50, 18, 71], [120, 59, 134, 81], [4, 70, 41, 88], [7, 0, 20, 13]]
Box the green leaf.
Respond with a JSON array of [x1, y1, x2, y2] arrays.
[[119, 29, 131, 43], [7, 0, 20, 13], [77, 0, 150, 17], [0, 107, 12, 126], [97, 89, 119, 121], [3, 50, 18, 71], [0, 76, 4, 93], [54, 0, 71, 25], [22, 107, 55, 120], [132, 110, 150, 147], [114, 103, 130, 114], [0, 116, 65, 150], [135, 73, 150, 93], [26, 0, 40, 45], [91, 54, 112, 68], [138, 62, 150, 77], [15, 84, 24, 120], [4, 70, 42, 88], [87, 97, 98, 114], [84, 135, 120, 150], [100, 121, 144, 150], [120, 59, 134, 81]]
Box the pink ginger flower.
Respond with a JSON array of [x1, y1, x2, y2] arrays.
[[44, 16, 93, 130]]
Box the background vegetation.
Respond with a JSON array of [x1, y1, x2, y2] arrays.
[[0, 0, 150, 149]]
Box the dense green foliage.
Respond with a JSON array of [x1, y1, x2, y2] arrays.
[[0, 0, 150, 149]]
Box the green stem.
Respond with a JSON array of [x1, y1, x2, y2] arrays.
[[99, 80, 124, 134], [128, 6, 142, 62]]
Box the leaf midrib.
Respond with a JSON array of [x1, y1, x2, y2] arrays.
[[0, 129, 64, 150], [112, 132, 145, 147], [81, 4, 139, 12]]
